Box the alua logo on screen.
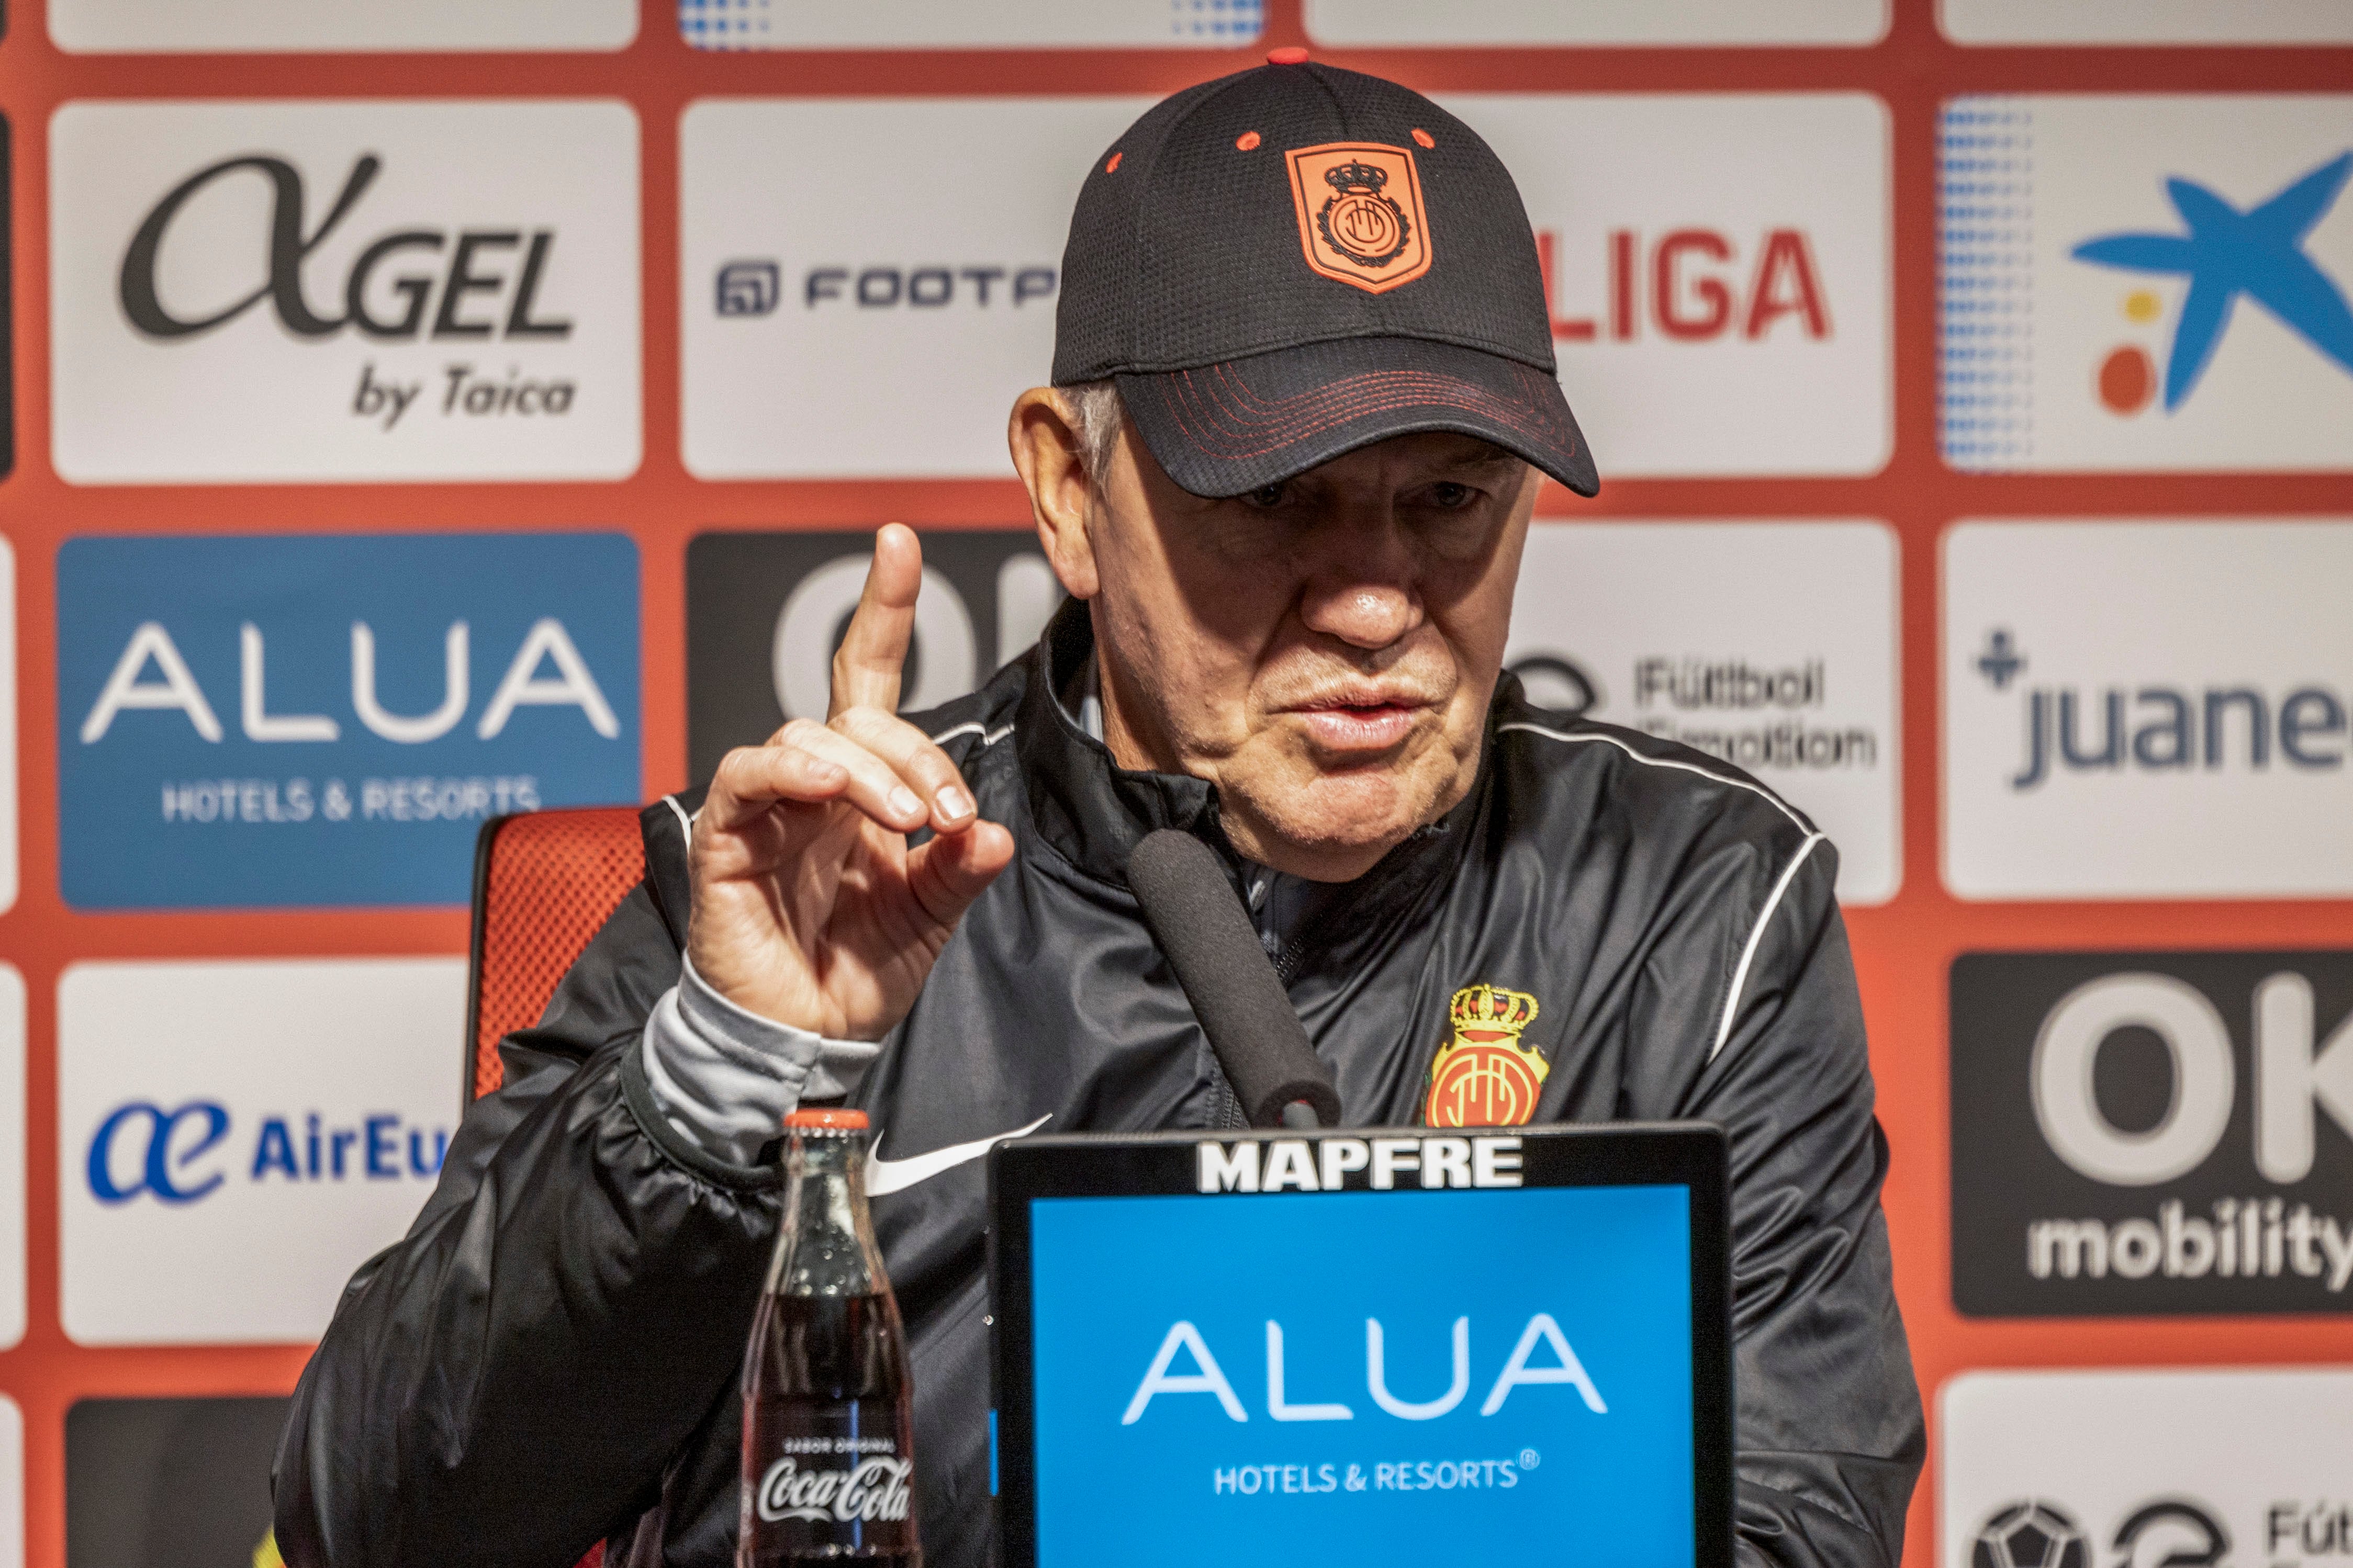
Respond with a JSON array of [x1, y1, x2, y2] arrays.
[[84, 1098, 450, 1206], [119, 151, 579, 430]]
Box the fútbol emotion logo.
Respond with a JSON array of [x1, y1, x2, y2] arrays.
[[50, 99, 640, 483], [1952, 951, 2353, 1317], [1503, 520, 1898, 904], [58, 533, 640, 909], [1943, 1369, 2353, 1568]]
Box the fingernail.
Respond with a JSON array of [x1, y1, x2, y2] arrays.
[[889, 786, 924, 820], [935, 785, 973, 821], [811, 759, 847, 784]]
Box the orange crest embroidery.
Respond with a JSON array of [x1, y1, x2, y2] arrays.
[[1424, 984, 1546, 1129], [1284, 142, 1433, 294]]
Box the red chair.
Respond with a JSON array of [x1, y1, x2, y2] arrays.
[[464, 805, 650, 1568], [465, 806, 647, 1104]]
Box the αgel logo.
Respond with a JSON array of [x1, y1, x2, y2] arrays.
[[85, 1099, 448, 1206], [49, 99, 640, 483], [122, 153, 571, 346], [1952, 952, 2353, 1318]]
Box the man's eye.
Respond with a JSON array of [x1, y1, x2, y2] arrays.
[[1427, 481, 1476, 509], [1244, 482, 1288, 509]]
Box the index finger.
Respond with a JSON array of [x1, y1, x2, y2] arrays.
[[830, 523, 923, 720]]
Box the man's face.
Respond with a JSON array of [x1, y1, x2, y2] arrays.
[[1082, 425, 1538, 882]]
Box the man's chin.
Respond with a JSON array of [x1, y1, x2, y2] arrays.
[[1230, 763, 1442, 878]]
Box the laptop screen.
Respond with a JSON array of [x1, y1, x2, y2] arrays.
[[990, 1126, 1730, 1568]]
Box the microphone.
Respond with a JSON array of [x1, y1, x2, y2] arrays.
[[1125, 829, 1342, 1131]]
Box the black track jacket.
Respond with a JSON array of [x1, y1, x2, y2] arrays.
[[276, 604, 1922, 1568]]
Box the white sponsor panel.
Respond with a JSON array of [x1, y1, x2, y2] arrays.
[[0, 1397, 17, 1568], [1940, 96, 2353, 473], [1445, 94, 1889, 479], [1941, 0, 2353, 44], [1943, 1368, 2353, 1568], [51, 100, 641, 484], [59, 957, 464, 1345], [681, 0, 1259, 49], [681, 98, 1150, 480], [1944, 520, 2353, 900], [0, 969, 22, 1351], [1309, 0, 1886, 46], [1506, 521, 1898, 904], [51, 0, 635, 52]]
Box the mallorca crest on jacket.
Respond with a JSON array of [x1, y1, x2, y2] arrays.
[[1425, 984, 1546, 1128], [1286, 142, 1433, 294]]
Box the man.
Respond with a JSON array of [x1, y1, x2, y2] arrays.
[[277, 58, 1920, 1568]]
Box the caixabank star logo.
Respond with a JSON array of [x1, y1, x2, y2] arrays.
[[1939, 95, 2353, 473], [1424, 985, 1547, 1129]]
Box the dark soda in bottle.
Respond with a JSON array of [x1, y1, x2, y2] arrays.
[[739, 1107, 920, 1566]]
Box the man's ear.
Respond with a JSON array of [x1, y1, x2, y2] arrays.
[[1008, 387, 1101, 601]]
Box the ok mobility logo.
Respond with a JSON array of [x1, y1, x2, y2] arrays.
[[58, 533, 639, 910], [2073, 151, 2353, 416]]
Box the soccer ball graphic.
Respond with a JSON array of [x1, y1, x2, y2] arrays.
[[1973, 1502, 2089, 1568]]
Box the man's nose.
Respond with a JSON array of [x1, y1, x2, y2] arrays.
[[1298, 577, 1420, 651]]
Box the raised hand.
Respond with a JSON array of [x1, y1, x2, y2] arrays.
[[686, 525, 1017, 1039]]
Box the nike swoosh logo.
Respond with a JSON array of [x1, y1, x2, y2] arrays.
[[866, 1113, 1052, 1198]]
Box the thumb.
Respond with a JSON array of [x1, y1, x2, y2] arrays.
[[903, 819, 1015, 935]]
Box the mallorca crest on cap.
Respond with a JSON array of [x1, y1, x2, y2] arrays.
[[1285, 141, 1433, 295]]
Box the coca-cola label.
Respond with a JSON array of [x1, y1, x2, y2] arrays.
[[755, 1450, 913, 1525]]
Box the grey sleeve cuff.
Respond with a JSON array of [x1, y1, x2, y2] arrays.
[[636, 958, 883, 1168]]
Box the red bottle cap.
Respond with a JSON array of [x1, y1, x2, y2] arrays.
[[1266, 46, 1309, 64], [786, 1107, 870, 1130]]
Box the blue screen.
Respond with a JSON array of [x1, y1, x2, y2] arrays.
[[1027, 1186, 1694, 1567]]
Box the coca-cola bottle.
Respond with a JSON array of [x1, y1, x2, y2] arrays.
[[739, 1107, 920, 1566]]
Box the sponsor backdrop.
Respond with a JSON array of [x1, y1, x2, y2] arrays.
[[0, 3, 2345, 1566]]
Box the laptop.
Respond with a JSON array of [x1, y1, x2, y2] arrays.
[[988, 1123, 1732, 1568]]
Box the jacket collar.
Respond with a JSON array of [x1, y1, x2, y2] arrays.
[[1014, 602, 1487, 950]]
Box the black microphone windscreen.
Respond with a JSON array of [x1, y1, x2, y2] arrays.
[[1125, 829, 1341, 1130]]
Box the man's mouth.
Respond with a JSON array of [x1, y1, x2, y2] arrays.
[[1288, 694, 1429, 754]]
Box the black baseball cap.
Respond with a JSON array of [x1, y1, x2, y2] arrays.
[[1052, 53, 1598, 500]]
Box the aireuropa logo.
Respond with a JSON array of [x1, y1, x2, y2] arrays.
[[59, 958, 463, 1345], [50, 99, 640, 483], [1944, 521, 2353, 899], [52, 0, 635, 51], [1306, 0, 1886, 45], [679, 98, 1150, 479], [58, 533, 639, 910], [1951, 952, 2353, 1318], [1503, 521, 1898, 904], [686, 529, 1060, 781], [1939, 96, 2353, 473], [1942, 1370, 2353, 1568], [65, 1397, 288, 1568], [680, 0, 1259, 49], [1441, 94, 1889, 478]]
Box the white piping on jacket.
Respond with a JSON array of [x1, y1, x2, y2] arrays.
[[1493, 719, 1824, 1064]]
